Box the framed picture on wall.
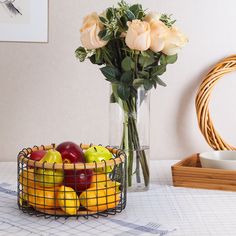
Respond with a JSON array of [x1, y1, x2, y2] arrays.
[[0, 0, 48, 42]]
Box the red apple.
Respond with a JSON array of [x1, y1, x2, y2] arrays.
[[56, 141, 85, 163], [64, 169, 93, 193], [29, 150, 47, 161], [56, 142, 91, 192]]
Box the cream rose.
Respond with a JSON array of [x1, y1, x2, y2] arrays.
[[80, 12, 108, 50], [145, 13, 169, 53], [162, 26, 188, 55], [125, 20, 151, 51]]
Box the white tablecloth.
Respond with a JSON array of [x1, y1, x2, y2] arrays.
[[1, 161, 236, 236]]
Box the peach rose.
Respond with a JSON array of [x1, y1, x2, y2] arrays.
[[125, 20, 151, 51], [80, 12, 108, 50], [162, 27, 188, 55], [145, 13, 169, 53]]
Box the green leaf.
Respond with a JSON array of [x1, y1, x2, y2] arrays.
[[120, 16, 128, 29], [121, 56, 135, 71], [152, 65, 166, 76], [141, 51, 151, 58], [160, 54, 177, 65], [153, 52, 161, 58], [129, 4, 145, 20], [89, 51, 103, 65], [160, 54, 167, 65], [89, 54, 96, 64], [120, 71, 133, 84], [105, 77, 118, 83], [129, 4, 140, 16], [137, 11, 145, 19], [126, 10, 135, 20], [138, 71, 149, 79], [139, 54, 155, 68], [110, 93, 117, 103], [166, 54, 178, 64], [99, 16, 107, 24], [100, 66, 120, 80], [129, 4, 144, 19], [117, 84, 130, 100], [129, 4, 139, 14], [75, 47, 87, 62], [143, 80, 153, 90], [98, 29, 107, 39], [106, 8, 114, 20], [102, 30, 113, 41], [150, 79, 157, 89], [133, 78, 145, 88], [160, 14, 176, 28], [95, 49, 103, 65], [153, 76, 167, 87]]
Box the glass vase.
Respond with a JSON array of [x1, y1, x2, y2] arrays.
[[109, 84, 150, 191]]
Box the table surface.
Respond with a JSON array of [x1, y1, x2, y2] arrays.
[[1, 161, 236, 236]]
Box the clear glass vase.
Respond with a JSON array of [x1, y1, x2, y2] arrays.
[[109, 85, 150, 191]]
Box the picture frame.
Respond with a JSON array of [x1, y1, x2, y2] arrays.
[[0, 0, 48, 42]]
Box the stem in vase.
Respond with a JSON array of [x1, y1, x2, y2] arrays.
[[129, 115, 149, 187], [121, 110, 134, 187], [129, 114, 150, 177], [122, 100, 150, 188]]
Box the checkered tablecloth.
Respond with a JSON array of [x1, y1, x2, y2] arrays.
[[1, 161, 236, 236]]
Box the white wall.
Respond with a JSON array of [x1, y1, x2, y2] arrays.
[[1, 0, 236, 161]]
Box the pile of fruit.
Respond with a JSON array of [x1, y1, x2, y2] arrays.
[[19, 142, 121, 215]]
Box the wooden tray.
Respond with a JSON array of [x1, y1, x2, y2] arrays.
[[172, 154, 236, 191]]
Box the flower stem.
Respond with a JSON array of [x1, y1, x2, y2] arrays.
[[121, 99, 150, 188]]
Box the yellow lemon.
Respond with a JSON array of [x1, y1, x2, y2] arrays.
[[57, 186, 80, 215], [79, 186, 120, 212]]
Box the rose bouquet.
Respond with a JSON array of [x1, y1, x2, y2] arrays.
[[76, 0, 187, 189]]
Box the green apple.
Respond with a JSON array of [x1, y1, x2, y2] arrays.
[[84, 146, 113, 173], [35, 149, 64, 187]]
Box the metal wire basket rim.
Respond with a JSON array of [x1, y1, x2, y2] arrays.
[[18, 143, 126, 170]]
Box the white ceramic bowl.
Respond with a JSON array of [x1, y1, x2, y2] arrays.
[[199, 151, 236, 170]]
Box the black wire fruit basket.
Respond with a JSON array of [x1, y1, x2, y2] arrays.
[[17, 143, 127, 219]]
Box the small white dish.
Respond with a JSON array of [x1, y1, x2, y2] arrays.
[[199, 151, 236, 170]]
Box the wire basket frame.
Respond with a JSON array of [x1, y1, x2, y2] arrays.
[[17, 143, 127, 219]]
